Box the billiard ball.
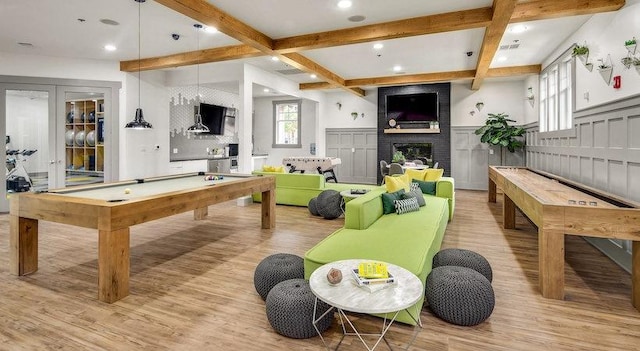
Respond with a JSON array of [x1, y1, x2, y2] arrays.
[[124, 188, 131, 194]]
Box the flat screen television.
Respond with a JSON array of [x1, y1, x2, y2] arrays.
[[386, 92, 438, 123], [200, 102, 227, 135]]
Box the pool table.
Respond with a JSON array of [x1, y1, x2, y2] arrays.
[[9, 172, 275, 303]]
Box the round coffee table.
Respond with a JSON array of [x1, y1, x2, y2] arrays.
[[309, 259, 423, 350]]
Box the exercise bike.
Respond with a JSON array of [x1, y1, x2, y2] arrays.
[[6, 149, 37, 192]]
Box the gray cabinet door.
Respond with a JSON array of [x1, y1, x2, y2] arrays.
[[326, 128, 377, 184]]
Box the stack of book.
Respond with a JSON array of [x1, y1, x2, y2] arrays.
[[351, 262, 396, 292]]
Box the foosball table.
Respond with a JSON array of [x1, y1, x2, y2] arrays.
[[282, 157, 341, 182]]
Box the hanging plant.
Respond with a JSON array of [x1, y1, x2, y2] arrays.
[[625, 37, 637, 55], [571, 45, 589, 57], [621, 56, 633, 69]]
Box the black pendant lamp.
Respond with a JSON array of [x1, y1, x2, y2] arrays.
[[186, 24, 209, 133], [125, 0, 153, 129]]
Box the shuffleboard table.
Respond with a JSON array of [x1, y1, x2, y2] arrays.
[[9, 172, 276, 303], [488, 166, 640, 311]]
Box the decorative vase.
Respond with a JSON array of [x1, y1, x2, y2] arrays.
[[598, 67, 613, 85]]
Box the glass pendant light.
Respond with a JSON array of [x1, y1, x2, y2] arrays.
[[125, 0, 153, 129], [186, 23, 209, 133]]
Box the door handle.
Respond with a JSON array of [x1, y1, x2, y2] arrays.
[[49, 160, 56, 164]]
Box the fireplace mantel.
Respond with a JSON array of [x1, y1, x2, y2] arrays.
[[383, 128, 440, 134]]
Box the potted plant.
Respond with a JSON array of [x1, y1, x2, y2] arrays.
[[392, 151, 406, 164], [625, 37, 637, 55], [572, 45, 589, 57], [621, 56, 633, 69], [474, 113, 525, 165], [633, 57, 640, 74], [597, 58, 613, 85]]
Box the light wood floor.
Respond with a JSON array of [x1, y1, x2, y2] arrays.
[[1, 190, 639, 351]]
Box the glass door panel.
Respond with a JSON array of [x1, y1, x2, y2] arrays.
[[3, 88, 52, 211]]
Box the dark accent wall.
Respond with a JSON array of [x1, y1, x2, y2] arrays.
[[377, 83, 451, 184]]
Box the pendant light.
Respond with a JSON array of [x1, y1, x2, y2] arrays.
[[186, 23, 209, 133], [125, 0, 153, 129]]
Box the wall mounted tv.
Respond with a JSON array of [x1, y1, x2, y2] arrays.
[[200, 102, 227, 135], [386, 92, 438, 123]]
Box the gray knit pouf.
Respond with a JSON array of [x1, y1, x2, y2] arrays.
[[254, 253, 304, 300], [425, 266, 495, 326], [433, 248, 493, 282], [308, 197, 320, 216], [316, 190, 344, 220], [266, 279, 333, 339]]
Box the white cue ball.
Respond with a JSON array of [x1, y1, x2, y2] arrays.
[[124, 188, 131, 194]]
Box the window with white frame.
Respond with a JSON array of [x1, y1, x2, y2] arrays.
[[539, 47, 574, 132], [273, 100, 301, 148]]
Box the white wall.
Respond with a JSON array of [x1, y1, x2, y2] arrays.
[[323, 90, 378, 129], [451, 80, 526, 126], [543, 2, 640, 110]]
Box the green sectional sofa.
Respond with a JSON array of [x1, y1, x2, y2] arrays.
[[304, 177, 455, 325], [251, 171, 379, 206]]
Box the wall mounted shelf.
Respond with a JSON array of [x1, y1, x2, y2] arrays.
[[383, 128, 440, 134]]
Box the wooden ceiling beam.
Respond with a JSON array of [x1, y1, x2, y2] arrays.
[[511, 0, 625, 23], [120, 45, 263, 72], [471, 0, 518, 90], [273, 8, 493, 53], [154, 0, 365, 97], [299, 65, 540, 90]]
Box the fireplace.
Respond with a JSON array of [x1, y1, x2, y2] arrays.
[[393, 143, 433, 164]]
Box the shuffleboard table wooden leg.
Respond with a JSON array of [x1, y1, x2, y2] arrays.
[[98, 228, 130, 303], [503, 194, 516, 229], [489, 178, 497, 203], [539, 227, 565, 300], [633, 241, 640, 311], [9, 215, 39, 275]]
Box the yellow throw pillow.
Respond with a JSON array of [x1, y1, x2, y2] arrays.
[[262, 165, 276, 172], [424, 168, 444, 181], [405, 168, 429, 181], [385, 175, 411, 193], [274, 166, 285, 173]]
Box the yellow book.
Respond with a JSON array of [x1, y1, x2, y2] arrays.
[[357, 262, 389, 279]]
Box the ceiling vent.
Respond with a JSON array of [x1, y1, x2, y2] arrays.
[[276, 68, 305, 75], [499, 43, 520, 50]]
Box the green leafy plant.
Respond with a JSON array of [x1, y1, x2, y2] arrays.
[[571, 45, 589, 57], [625, 38, 636, 46], [474, 113, 525, 153], [597, 59, 611, 70], [633, 57, 640, 66], [621, 56, 633, 68], [392, 151, 405, 163]]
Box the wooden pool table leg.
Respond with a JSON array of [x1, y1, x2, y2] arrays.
[[98, 228, 130, 303], [9, 215, 39, 275], [633, 241, 640, 312], [194, 207, 208, 220], [261, 188, 276, 229], [539, 227, 565, 300]]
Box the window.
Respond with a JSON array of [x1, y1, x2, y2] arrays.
[[539, 47, 574, 132], [273, 100, 301, 148]]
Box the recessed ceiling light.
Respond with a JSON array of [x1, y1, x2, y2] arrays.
[[393, 65, 402, 72], [337, 0, 352, 9], [497, 56, 508, 62], [348, 15, 366, 22], [264, 88, 270, 93], [271, 56, 279, 61], [204, 26, 217, 34], [310, 74, 317, 79], [104, 44, 117, 51], [373, 43, 383, 50], [510, 24, 528, 34], [100, 19, 120, 26]]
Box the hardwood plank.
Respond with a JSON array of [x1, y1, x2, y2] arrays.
[[1, 191, 639, 350]]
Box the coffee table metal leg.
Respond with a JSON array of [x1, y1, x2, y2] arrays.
[[312, 297, 336, 350]]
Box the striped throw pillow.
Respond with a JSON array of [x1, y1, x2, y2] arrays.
[[394, 197, 420, 215]]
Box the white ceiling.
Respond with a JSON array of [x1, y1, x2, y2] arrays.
[[0, 0, 604, 91]]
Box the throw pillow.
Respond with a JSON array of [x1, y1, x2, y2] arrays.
[[381, 189, 405, 214], [262, 165, 275, 172], [424, 168, 444, 181], [405, 168, 429, 181], [410, 182, 421, 192], [394, 197, 420, 215], [402, 190, 426, 207], [412, 179, 437, 195], [274, 166, 285, 173], [384, 175, 410, 193]]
